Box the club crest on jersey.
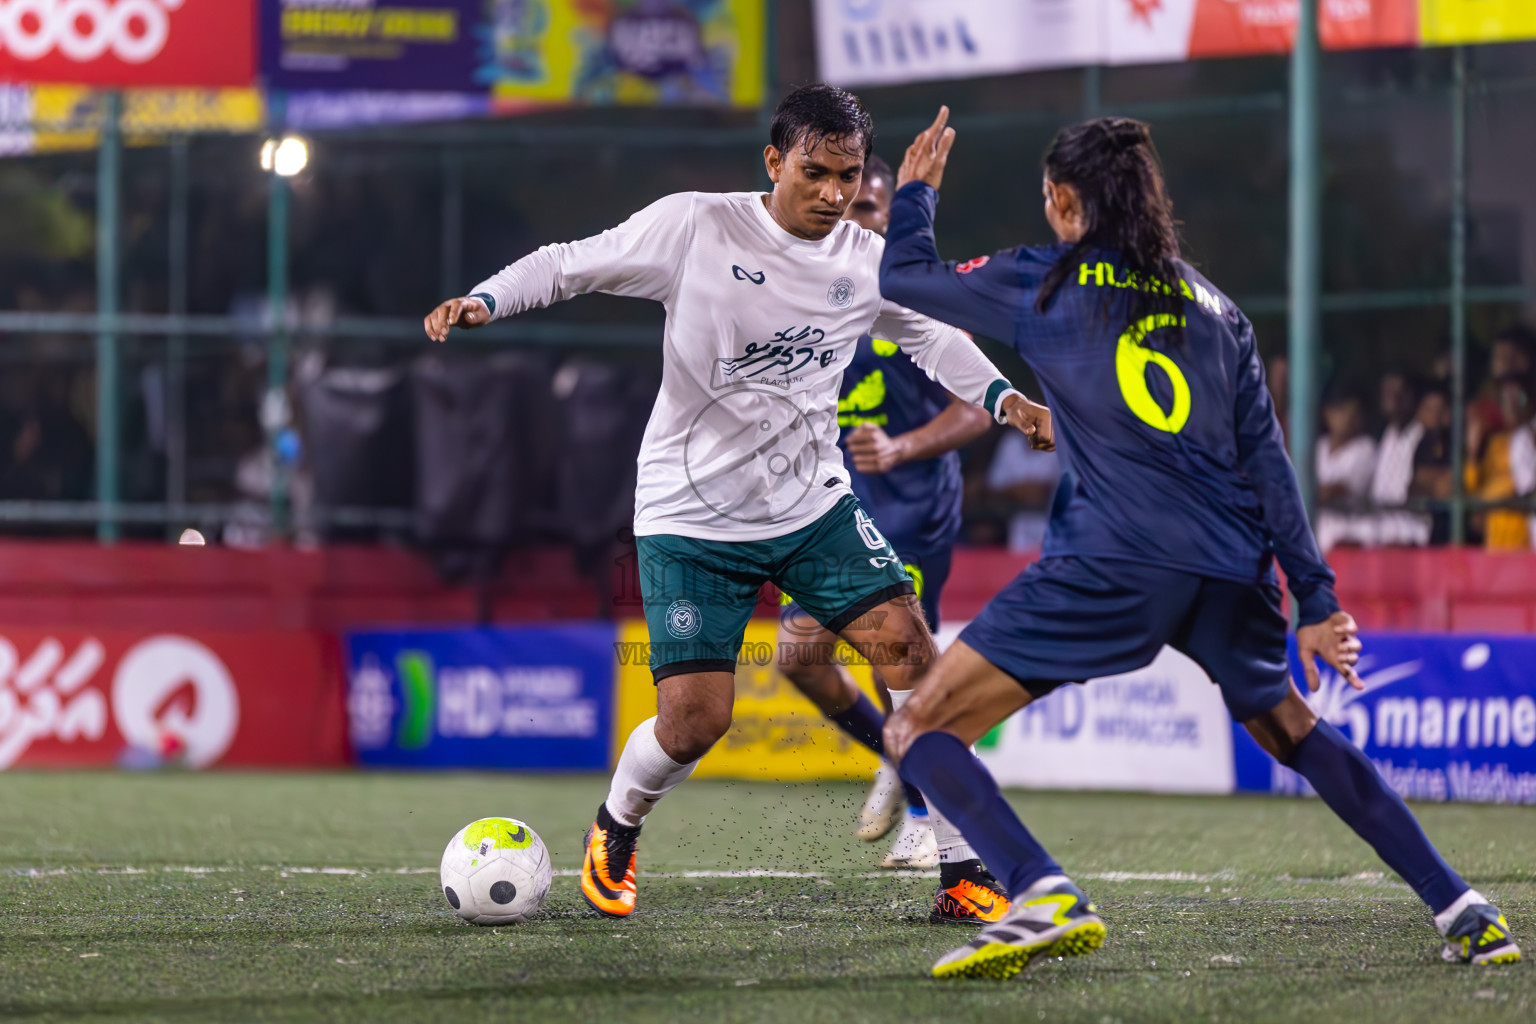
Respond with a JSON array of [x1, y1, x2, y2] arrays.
[[713, 326, 837, 390], [732, 265, 766, 285], [956, 255, 990, 274], [827, 277, 855, 309], [666, 599, 702, 639]]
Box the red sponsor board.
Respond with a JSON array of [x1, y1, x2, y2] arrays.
[[0, 628, 347, 768], [0, 0, 256, 87], [1189, 0, 1419, 58]]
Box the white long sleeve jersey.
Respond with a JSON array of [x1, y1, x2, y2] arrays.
[[471, 190, 1017, 542]]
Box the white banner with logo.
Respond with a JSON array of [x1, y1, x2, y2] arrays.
[[932, 625, 1235, 794]]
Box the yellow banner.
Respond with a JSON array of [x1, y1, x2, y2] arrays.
[[613, 619, 882, 781], [1421, 0, 1536, 44], [31, 87, 264, 154], [491, 0, 763, 111]]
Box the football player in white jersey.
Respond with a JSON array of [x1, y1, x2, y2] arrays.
[[423, 84, 1052, 921]]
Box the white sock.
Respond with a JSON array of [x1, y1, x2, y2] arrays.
[[888, 688, 978, 864], [605, 717, 698, 828], [1434, 888, 1487, 936]]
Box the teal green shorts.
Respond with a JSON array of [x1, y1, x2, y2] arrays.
[[636, 495, 914, 681]]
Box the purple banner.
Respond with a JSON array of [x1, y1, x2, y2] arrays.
[[262, 0, 483, 92]]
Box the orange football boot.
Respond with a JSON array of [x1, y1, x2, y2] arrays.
[[931, 861, 1012, 924], [581, 803, 640, 918]]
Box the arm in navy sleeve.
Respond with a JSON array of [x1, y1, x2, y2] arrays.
[[1232, 314, 1340, 625], [879, 182, 1026, 344]]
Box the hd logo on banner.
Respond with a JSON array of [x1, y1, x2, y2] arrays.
[[346, 624, 615, 769], [1235, 634, 1536, 804]]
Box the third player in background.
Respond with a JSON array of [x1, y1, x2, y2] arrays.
[[774, 154, 1002, 920]]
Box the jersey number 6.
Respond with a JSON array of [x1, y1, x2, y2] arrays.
[[1116, 313, 1191, 434]]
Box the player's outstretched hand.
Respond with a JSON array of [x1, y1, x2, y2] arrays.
[[1296, 610, 1363, 692], [1001, 393, 1054, 451], [846, 423, 906, 474], [897, 105, 957, 192], [423, 296, 491, 342]]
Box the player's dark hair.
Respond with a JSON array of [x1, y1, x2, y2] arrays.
[[1036, 118, 1183, 332], [770, 83, 874, 161]]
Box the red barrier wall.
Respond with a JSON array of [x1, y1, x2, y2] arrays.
[[0, 542, 601, 768], [941, 547, 1536, 633]]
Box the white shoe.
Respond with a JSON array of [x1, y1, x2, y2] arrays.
[[881, 811, 938, 868], [932, 875, 1105, 979], [857, 763, 903, 841]]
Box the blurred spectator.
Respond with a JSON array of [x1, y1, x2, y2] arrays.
[[1315, 388, 1376, 551], [0, 377, 91, 503], [1469, 372, 1532, 550], [1369, 371, 1430, 546], [1511, 389, 1536, 546], [1410, 385, 1454, 544], [983, 430, 1060, 553], [1468, 325, 1534, 438]]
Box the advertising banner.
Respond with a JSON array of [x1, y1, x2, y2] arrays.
[[0, 0, 257, 88], [1235, 634, 1536, 804], [815, 0, 1528, 86], [488, 0, 765, 111], [261, 0, 480, 91], [0, 628, 345, 769], [975, 646, 1237, 794], [347, 624, 615, 769], [612, 619, 882, 781], [1421, 0, 1536, 45]]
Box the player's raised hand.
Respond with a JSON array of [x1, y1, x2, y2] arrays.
[[897, 106, 957, 192], [1296, 610, 1363, 692], [846, 423, 906, 474], [423, 296, 491, 342], [1001, 393, 1054, 451]]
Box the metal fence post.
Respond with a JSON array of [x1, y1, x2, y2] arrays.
[[167, 134, 190, 534], [95, 91, 123, 544], [1288, 0, 1321, 521], [1450, 47, 1469, 545], [267, 92, 291, 539]]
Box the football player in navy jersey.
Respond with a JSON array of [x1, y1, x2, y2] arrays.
[[880, 109, 1519, 978], [775, 154, 1006, 923]]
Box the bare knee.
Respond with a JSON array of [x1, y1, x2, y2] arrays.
[[1243, 684, 1319, 763], [656, 674, 735, 763]]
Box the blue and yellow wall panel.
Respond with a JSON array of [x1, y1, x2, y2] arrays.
[[613, 619, 882, 780]]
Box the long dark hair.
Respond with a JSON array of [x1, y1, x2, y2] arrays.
[[1037, 118, 1183, 329]]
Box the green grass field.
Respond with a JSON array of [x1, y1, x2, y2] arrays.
[[0, 773, 1531, 1023]]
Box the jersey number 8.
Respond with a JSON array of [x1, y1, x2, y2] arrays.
[[1116, 313, 1191, 434]]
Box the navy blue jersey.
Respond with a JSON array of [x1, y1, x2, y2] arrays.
[[837, 334, 963, 551], [880, 182, 1339, 625]]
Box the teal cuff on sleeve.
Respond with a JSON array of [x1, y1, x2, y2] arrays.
[[985, 379, 1022, 423], [470, 292, 496, 316]]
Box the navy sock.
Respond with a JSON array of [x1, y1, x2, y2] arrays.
[[1288, 720, 1467, 913], [898, 731, 1061, 898], [903, 781, 928, 815], [829, 692, 886, 756]]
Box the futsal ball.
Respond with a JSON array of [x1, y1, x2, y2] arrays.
[[439, 816, 552, 924]]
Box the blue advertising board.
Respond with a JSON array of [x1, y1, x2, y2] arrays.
[[262, 0, 482, 92], [1234, 634, 1536, 803], [346, 623, 615, 769]]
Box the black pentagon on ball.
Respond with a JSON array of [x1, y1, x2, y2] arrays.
[[489, 880, 518, 905], [443, 886, 460, 910]]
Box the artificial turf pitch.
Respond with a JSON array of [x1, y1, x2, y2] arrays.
[[0, 773, 1531, 1023]]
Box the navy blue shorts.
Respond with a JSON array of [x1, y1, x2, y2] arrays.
[[959, 556, 1292, 722]]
